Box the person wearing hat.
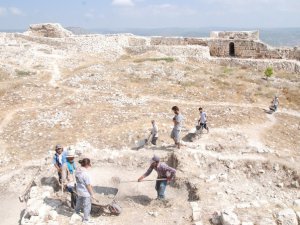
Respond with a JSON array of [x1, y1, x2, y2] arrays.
[[52, 144, 67, 184], [62, 146, 77, 208], [138, 155, 176, 200]]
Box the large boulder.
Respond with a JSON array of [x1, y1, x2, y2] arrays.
[[276, 208, 298, 225], [220, 210, 240, 225], [24, 23, 72, 38]]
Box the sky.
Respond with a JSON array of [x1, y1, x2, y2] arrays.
[[0, 0, 300, 29]]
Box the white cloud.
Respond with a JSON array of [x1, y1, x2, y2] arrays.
[[0, 7, 7, 16], [149, 4, 196, 16], [0, 6, 24, 16], [112, 0, 134, 7], [9, 7, 23, 16]]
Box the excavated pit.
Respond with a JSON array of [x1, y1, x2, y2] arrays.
[[20, 151, 194, 225]]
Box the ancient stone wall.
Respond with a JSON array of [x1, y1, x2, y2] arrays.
[[210, 31, 259, 40], [208, 39, 299, 60], [150, 37, 209, 46], [126, 45, 211, 61]]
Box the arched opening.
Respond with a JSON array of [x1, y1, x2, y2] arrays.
[[229, 42, 235, 57]]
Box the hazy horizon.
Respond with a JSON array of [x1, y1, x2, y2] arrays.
[[1, 26, 299, 47], [0, 0, 300, 30]]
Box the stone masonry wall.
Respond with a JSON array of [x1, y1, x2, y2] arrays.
[[210, 31, 259, 40], [208, 39, 299, 60]]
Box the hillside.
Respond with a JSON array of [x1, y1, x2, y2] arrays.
[[0, 24, 299, 225]]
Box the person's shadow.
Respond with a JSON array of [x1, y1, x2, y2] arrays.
[[126, 195, 152, 206], [263, 108, 274, 114]]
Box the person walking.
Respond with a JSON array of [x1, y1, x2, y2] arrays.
[[171, 106, 183, 149], [271, 96, 279, 112], [75, 158, 94, 224], [150, 120, 159, 145], [138, 155, 176, 200], [198, 107, 209, 133]]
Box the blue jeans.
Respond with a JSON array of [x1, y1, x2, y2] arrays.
[[155, 180, 167, 199], [75, 196, 91, 221]]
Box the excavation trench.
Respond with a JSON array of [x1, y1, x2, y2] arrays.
[[20, 152, 194, 225]]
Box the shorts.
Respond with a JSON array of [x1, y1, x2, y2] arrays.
[[151, 137, 158, 145], [200, 123, 208, 130], [171, 128, 181, 143]]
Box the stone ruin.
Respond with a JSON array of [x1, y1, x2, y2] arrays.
[[24, 23, 72, 38], [208, 30, 300, 60], [20, 23, 299, 63]]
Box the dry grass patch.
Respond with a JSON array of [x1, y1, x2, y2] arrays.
[[133, 57, 175, 63]]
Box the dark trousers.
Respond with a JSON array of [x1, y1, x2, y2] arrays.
[[155, 180, 167, 199], [200, 123, 208, 130], [151, 137, 158, 145], [58, 171, 62, 184]]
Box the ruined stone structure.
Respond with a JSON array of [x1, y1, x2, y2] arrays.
[[12, 23, 299, 73], [208, 31, 300, 60], [149, 31, 300, 61]]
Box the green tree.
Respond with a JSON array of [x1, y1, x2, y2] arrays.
[[264, 67, 273, 80]]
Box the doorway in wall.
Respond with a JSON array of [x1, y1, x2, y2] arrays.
[[229, 42, 235, 56]]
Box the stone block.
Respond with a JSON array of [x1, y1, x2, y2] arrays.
[[276, 208, 297, 225], [48, 210, 58, 220], [27, 199, 44, 216], [190, 201, 201, 221], [220, 210, 240, 225]]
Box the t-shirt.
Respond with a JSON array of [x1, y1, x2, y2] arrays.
[[144, 162, 176, 179], [200, 112, 207, 123], [52, 151, 67, 167], [151, 124, 159, 138], [75, 167, 91, 197], [173, 114, 183, 130]]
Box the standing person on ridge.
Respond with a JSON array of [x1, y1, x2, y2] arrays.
[[138, 155, 176, 200], [150, 120, 158, 145], [271, 96, 279, 112], [198, 107, 209, 133], [171, 106, 183, 149]]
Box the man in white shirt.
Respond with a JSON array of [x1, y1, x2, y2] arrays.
[[198, 107, 209, 133], [171, 106, 184, 149], [150, 120, 159, 145]]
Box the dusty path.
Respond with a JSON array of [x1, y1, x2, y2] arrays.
[[49, 61, 61, 87], [146, 96, 300, 118]]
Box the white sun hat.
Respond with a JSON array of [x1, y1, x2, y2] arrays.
[[66, 146, 77, 158]]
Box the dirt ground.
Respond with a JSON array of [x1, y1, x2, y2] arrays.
[[0, 32, 299, 225]]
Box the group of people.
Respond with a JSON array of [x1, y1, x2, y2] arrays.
[[53, 145, 93, 223], [149, 105, 209, 149], [51, 104, 219, 224], [52, 98, 279, 223], [53, 146, 177, 223]]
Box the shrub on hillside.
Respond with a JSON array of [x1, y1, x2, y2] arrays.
[[264, 67, 273, 80]]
